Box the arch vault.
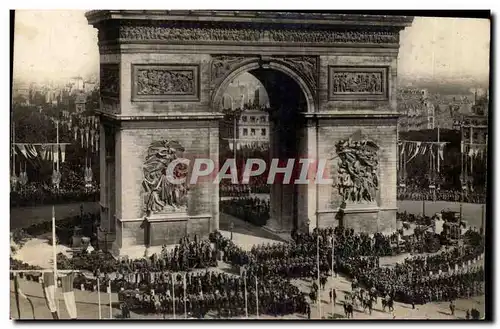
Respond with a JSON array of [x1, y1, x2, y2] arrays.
[[86, 10, 413, 254]]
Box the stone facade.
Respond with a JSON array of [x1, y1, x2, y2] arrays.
[[87, 11, 413, 253]]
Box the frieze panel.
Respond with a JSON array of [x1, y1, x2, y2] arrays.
[[120, 24, 262, 42], [132, 64, 200, 102], [335, 130, 379, 204], [118, 23, 399, 45], [328, 66, 389, 101], [142, 140, 189, 215], [268, 29, 398, 44], [100, 64, 120, 97]]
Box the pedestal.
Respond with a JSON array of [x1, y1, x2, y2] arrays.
[[146, 213, 189, 246], [342, 202, 380, 233]]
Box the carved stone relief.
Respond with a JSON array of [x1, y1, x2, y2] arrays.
[[142, 140, 189, 215], [272, 56, 318, 93], [268, 29, 398, 44], [132, 65, 199, 101], [100, 64, 120, 97], [329, 66, 388, 101], [210, 56, 255, 86], [335, 130, 379, 203], [118, 23, 399, 44]]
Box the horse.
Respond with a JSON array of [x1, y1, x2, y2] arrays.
[[382, 298, 394, 312], [343, 302, 354, 319], [359, 296, 372, 314], [309, 290, 317, 303]]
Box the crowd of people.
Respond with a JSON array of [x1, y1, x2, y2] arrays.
[[10, 214, 485, 319], [209, 227, 485, 307], [11, 182, 99, 207], [58, 236, 218, 273], [397, 187, 486, 203], [403, 244, 484, 276], [219, 185, 250, 198], [220, 197, 270, 227], [116, 271, 307, 318]]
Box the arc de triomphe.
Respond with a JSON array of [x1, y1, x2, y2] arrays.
[[86, 10, 413, 254]]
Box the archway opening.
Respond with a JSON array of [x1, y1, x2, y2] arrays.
[[218, 67, 309, 236]]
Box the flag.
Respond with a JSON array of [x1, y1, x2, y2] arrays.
[[13, 273, 36, 319], [61, 273, 77, 319], [438, 143, 445, 161], [17, 144, 27, 158], [54, 145, 59, 164], [42, 272, 59, 319], [40, 145, 47, 160], [468, 146, 474, 157], [85, 127, 90, 148], [46, 145, 53, 161], [419, 143, 427, 155], [60, 145, 66, 163], [399, 141, 405, 156], [406, 142, 421, 163]]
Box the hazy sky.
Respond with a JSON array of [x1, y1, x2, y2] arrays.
[[13, 11, 490, 84]]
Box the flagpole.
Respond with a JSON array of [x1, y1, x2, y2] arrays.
[[172, 273, 176, 319], [183, 273, 187, 319], [317, 234, 321, 319], [96, 276, 102, 319], [108, 281, 112, 319], [437, 123, 440, 173], [12, 121, 15, 177], [255, 277, 259, 319], [52, 206, 59, 317], [56, 120, 59, 173], [331, 234, 335, 317], [244, 273, 248, 318]]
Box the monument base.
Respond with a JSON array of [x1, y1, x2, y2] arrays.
[[317, 203, 397, 234], [146, 212, 189, 246], [110, 213, 213, 257], [97, 228, 115, 252], [264, 217, 293, 234]]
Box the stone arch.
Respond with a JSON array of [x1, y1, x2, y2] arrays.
[[211, 58, 317, 113]]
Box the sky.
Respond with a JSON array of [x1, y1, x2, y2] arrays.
[[12, 11, 491, 85]]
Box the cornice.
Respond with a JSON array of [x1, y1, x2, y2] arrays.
[[86, 10, 413, 27]]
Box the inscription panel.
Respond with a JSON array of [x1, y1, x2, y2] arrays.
[[149, 220, 187, 246], [132, 64, 200, 102], [328, 66, 389, 101]]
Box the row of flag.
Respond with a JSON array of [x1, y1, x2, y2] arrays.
[[398, 141, 446, 164], [45, 112, 100, 153], [13, 144, 67, 164], [461, 142, 487, 159], [13, 272, 78, 320]]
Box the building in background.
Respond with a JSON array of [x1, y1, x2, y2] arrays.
[[84, 80, 97, 93], [398, 88, 436, 131], [69, 76, 84, 93], [75, 92, 87, 113], [238, 108, 270, 148]]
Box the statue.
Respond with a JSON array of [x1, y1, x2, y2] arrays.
[[142, 140, 189, 215], [335, 132, 379, 203]]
